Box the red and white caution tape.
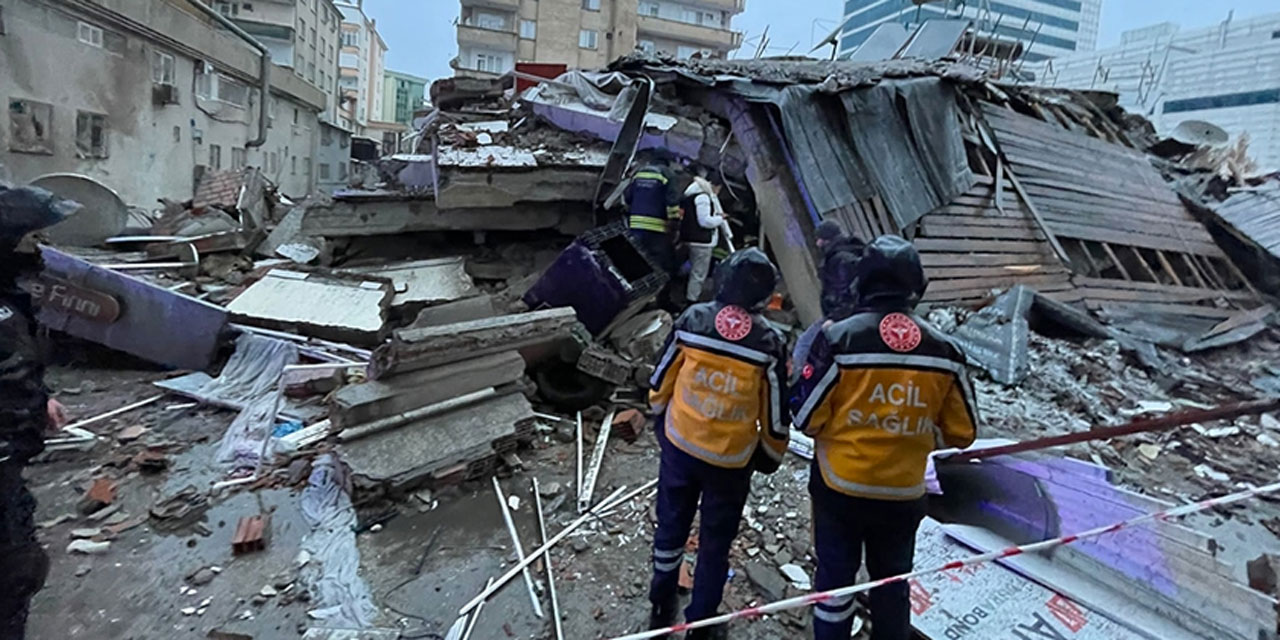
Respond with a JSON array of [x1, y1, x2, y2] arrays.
[[610, 479, 1280, 640]]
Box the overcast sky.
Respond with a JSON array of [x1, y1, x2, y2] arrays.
[[367, 0, 1279, 83]]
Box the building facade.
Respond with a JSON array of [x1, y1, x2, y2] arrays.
[[454, 0, 744, 77], [207, 0, 344, 123], [836, 0, 1101, 63], [382, 70, 428, 125], [1, 0, 330, 205], [335, 0, 386, 134], [1040, 12, 1280, 172]]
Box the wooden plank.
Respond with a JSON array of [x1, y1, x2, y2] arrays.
[[925, 279, 1074, 300], [1003, 163, 1073, 267], [1100, 243, 1132, 280], [922, 213, 1038, 228], [1072, 287, 1243, 305], [1155, 251, 1185, 287], [1181, 253, 1211, 290], [1086, 300, 1239, 320], [1071, 277, 1255, 301], [1037, 220, 1224, 256], [919, 223, 1042, 240], [927, 272, 1072, 294], [1077, 239, 1102, 277], [1019, 176, 1184, 209], [926, 264, 1068, 280], [927, 205, 1028, 219], [919, 252, 1060, 267], [912, 238, 1050, 254], [1130, 247, 1164, 283], [1220, 254, 1263, 298]]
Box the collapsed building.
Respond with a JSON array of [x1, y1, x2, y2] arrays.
[[14, 51, 1280, 640]]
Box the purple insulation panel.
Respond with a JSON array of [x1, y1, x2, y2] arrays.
[[35, 247, 228, 370]]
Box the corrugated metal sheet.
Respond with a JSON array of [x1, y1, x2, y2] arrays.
[[1212, 183, 1280, 261]]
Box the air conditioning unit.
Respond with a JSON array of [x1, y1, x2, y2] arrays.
[[152, 83, 179, 106]]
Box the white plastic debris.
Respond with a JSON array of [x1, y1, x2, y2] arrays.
[[780, 564, 812, 590], [260, 585, 278, 597], [1193, 464, 1230, 483], [1258, 433, 1280, 448], [507, 495, 521, 512], [66, 540, 111, 555]]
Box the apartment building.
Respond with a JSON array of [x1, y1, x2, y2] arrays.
[[455, 0, 744, 77], [836, 0, 1101, 62], [208, 0, 344, 122], [1041, 12, 1280, 172], [335, 0, 387, 133], [383, 70, 429, 126], [1, 0, 329, 204]]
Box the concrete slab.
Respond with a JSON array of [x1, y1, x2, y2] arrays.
[[226, 269, 393, 345]]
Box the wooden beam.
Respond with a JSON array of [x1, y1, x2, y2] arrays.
[[1155, 251, 1185, 287], [993, 154, 1005, 214], [1100, 243, 1132, 280], [1130, 247, 1163, 283], [1181, 253, 1211, 290], [1076, 239, 1102, 277], [1219, 255, 1263, 299], [1002, 161, 1073, 268]]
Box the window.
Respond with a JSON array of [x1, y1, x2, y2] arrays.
[[342, 31, 358, 47], [8, 99, 53, 155], [475, 53, 503, 73], [310, 27, 316, 43], [293, 108, 299, 125], [77, 21, 103, 48], [583, 0, 601, 10], [1273, 30, 1280, 40], [243, 3, 254, 11], [214, 1, 237, 16], [291, 156, 297, 175], [579, 29, 598, 50], [231, 147, 247, 170], [151, 51, 175, 85], [519, 19, 536, 39], [1163, 88, 1280, 114], [303, 158, 311, 176], [639, 1, 659, 16], [338, 162, 347, 179], [472, 11, 506, 30], [299, 19, 307, 41], [209, 144, 222, 169], [76, 111, 109, 158], [319, 163, 331, 180], [639, 39, 656, 54], [196, 72, 250, 108]]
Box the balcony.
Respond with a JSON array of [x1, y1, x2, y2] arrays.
[[457, 23, 518, 52], [637, 15, 743, 51], [689, 0, 746, 13], [460, 0, 520, 9]]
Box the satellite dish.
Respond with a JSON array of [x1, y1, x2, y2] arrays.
[[29, 173, 128, 247], [1171, 120, 1230, 147]]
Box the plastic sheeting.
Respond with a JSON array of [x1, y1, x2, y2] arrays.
[[535, 70, 634, 112], [301, 454, 378, 629], [210, 333, 298, 468]]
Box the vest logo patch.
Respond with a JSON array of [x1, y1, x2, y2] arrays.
[[714, 305, 752, 341], [879, 313, 922, 353], [0, 305, 12, 322]]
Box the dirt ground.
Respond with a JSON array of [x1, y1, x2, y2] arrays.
[[22, 325, 1280, 640]]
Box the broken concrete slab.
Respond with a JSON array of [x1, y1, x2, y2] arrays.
[[340, 257, 478, 314], [226, 269, 394, 346], [340, 391, 534, 493], [32, 247, 228, 371], [409, 294, 495, 328], [299, 195, 593, 237], [331, 351, 525, 429], [371, 307, 579, 378]]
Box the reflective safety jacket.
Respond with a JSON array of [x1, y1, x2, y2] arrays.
[[625, 165, 680, 234], [793, 311, 977, 500], [649, 251, 789, 471]]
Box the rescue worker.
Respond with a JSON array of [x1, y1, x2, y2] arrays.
[[792, 235, 977, 640], [679, 174, 729, 304], [624, 155, 681, 276], [792, 220, 866, 374], [647, 248, 789, 639], [1, 184, 78, 639]]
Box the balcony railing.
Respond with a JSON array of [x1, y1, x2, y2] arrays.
[[460, 0, 520, 8], [457, 23, 518, 51], [637, 15, 744, 51]]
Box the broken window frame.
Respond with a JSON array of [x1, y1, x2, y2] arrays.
[[75, 111, 109, 159], [8, 98, 54, 155]]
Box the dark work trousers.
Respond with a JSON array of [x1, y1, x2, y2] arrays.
[[810, 468, 926, 640], [630, 228, 676, 276], [0, 463, 49, 640], [648, 419, 752, 624]]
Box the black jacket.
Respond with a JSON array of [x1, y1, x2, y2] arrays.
[[819, 235, 865, 320], [649, 249, 790, 473], [0, 256, 48, 464]]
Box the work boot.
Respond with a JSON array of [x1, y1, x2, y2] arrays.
[[648, 596, 679, 634], [685, 623, 728, 640]]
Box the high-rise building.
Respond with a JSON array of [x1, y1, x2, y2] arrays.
[[454, 0, 745, 78], [835, 0, 1101, 63], [1041, 12, 1280, 172], [335, 0, 387, 133], [206, 0, 344, 123], [382, 70, 429, 126]]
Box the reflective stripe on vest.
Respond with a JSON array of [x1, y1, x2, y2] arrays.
[[629, 216, 669, 233], [635, 171, 668, 184]]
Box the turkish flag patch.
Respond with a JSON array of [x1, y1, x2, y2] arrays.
[[879, 313, 922, 353], [714, 305, 752, 341]]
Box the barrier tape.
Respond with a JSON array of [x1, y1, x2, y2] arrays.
[[610, 479, 1280, 640]]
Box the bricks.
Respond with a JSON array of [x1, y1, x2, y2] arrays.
[[612, 409, 647, 443], [231, 513, 271, 555]]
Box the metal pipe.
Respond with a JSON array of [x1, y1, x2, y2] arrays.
[[533, 478, 565, 640], [188, 1, 271, 148], [491, 477, 545, 618], [945, 398, 1280, 463]]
